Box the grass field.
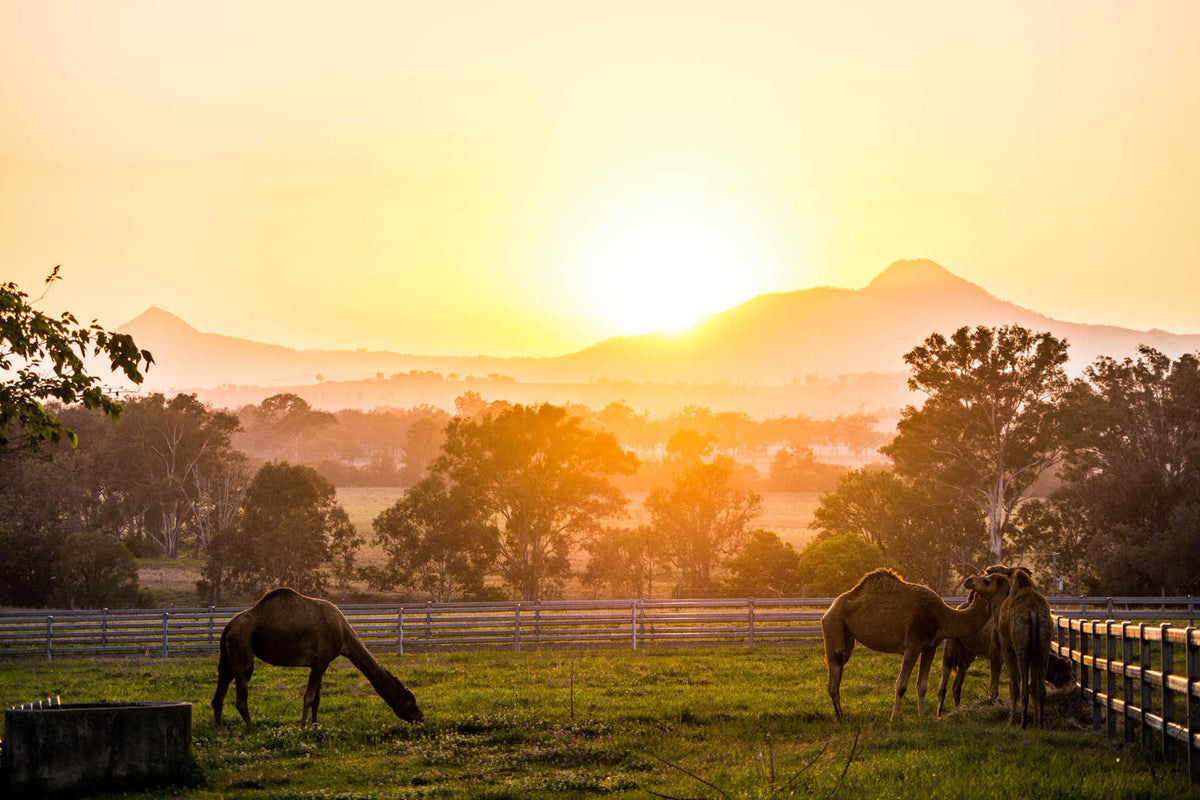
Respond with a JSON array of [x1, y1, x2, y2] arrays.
[[3, 646, 1196, 799]]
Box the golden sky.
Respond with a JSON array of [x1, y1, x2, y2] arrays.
[[4, 1, 1199, 357]]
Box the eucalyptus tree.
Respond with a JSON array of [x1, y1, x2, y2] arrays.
[[433, 402, 637, 600], [883, 325, 1070, 563]]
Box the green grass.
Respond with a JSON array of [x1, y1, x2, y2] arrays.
[[2, 646, 1197, 799]]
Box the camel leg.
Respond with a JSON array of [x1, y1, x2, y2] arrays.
[[890, 648, 921, 722], [826, 655, 845, 722], [914, 647, 936, 718], [1001, 645, 1020, 725], [234, 676, 252, 726], [952, 651, 976, 709], [823, 624, 854, 722], [935, 656, 952, 717], [212, 673, 231, 728], [302, 663, 329, 725], [987, 654, 1002, 702]]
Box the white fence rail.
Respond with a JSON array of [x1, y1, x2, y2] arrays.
[[1, 596, 1195, 661]]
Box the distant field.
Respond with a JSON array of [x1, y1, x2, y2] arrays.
[[2, 647, 1194, 799], [137, 489, 823, 604]]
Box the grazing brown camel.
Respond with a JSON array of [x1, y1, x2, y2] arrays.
[[212, 587, 424, 727], [821, 568, 1009, 721], [934, 576, 1010, 715], [996, 568, 1053, 728]]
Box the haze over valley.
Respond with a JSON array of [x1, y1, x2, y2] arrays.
[[118, 258, 1200, 421]]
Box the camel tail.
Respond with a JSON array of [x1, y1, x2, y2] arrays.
[[821, 613, 850, 666]]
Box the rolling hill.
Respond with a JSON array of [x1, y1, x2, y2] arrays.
[[119, 259, 1200, 414]]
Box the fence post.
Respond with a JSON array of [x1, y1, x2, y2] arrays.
[[1140, 623, 1153, 751], [514, 605, 522, 653], [45, 616, 53, 662], [630, 602, 638, 651], [1106, 621, 1118, 738], [397, 608, 404, 656], [208, 606, 215, 644], [425, 601, 432, 641], [1186, 627, 1198, 783], [161, 613, 169, 659], [101, 607, 108, 647], [1094, 623, 1099, 734], [1122, 622, 1135, 744], [1161, 623, 1176, 764], [747, 599, 755, 646]]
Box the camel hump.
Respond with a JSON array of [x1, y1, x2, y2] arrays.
[[259, 586, 303, 603], [850, 568, 904, 592]]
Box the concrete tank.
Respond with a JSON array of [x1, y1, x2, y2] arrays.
[[2, 700, 194, 796]]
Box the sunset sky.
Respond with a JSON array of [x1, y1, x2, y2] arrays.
[[3, 1, 1198, 357]]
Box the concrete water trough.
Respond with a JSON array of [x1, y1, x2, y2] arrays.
[[2, 699, 193, 795]]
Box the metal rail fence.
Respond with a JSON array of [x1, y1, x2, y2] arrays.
[[0, 595, 1195, 661], [1053, 616, 1200, 783]]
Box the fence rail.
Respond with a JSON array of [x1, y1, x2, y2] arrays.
[[3, 595, 1199, 781], [1, 595, 1195, 661], [1053, 616, 1200, 783]]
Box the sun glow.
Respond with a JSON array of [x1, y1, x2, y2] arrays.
[[567, 187, 774, 336]]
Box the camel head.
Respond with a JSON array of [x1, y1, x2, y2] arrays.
[[962, 572, 1010, 605], [380, 672, 424, 723]]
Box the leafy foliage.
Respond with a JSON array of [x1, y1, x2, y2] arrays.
[[203, 462, 357, 598], [1048, 347, 1200, 593], [723, 529, 802, 597], [433, 403, 637, 600], [811, 467, 986, 590], [50, 531, 139, 608], [795, 532, 898, 596], [582, 524, 671, 599], [367, 474, 496, 601], [1, 267, 153, 449], [884, 325, 1069, 562], [646, 461, 763, 596]]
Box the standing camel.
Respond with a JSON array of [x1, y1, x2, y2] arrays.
[[996, 568, 1053, 727], [935, 573, 1011, 715], [821, 568, 1008, 721], [212, 587, 424, 727]]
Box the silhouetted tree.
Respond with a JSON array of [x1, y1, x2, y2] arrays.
[[582, 524, 670, 599], [1, 267, 152, 450], [1050, 347, 1200, 594], [646, 461, 762, 596], [203, 462, 350, 598], [367, 475, 495, 602], [51, 531, 139, 608], [795, 532, 898, 596], [433, 403, 637, 600], [811, 467, 986, 590], [724, 529, 801, 597], [883, 325, 1070, 563]]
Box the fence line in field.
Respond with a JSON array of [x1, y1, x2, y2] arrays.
[[0, 595, 1195, 661], [1053, 617, 1200, 783], [2, 595, 1198, 781]]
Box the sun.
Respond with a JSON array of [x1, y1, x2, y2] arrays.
[[567, 187, 774, 336]]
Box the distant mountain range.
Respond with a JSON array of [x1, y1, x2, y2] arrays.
[[119, 259, 1200, 414]]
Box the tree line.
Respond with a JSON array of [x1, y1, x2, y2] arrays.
[[4, 273, 1198, 606], [807, 327, 1200, 596]]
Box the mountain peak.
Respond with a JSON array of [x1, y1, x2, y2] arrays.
[[120, 306, 198, 334], [866, 259, 977, 293]]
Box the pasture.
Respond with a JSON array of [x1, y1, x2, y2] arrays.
[[3, 646, 1196, 799]]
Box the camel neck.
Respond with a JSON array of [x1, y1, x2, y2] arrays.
[[944, 594, 991, 637], [340, 627, 394, 688]]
